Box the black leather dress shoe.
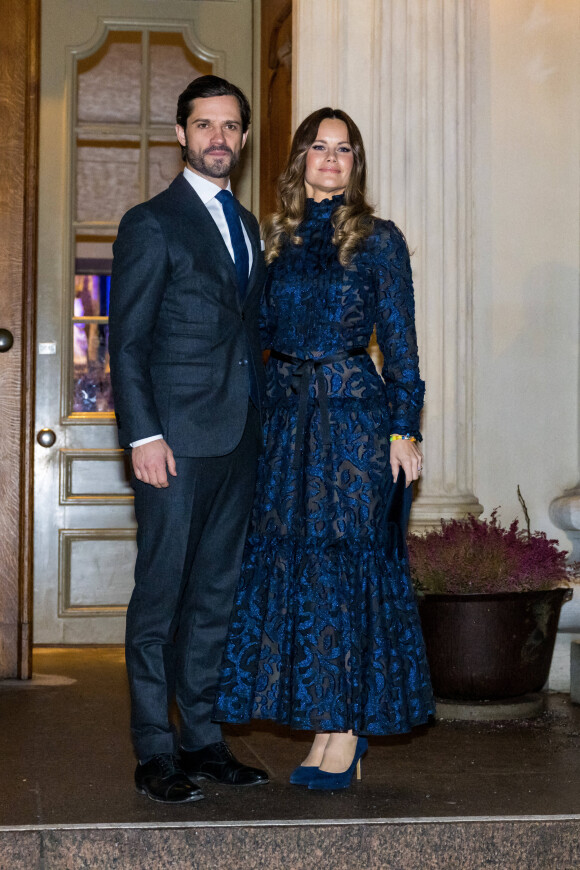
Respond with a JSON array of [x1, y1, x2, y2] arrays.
[[181, 741, 269, 787], [135, 754, 204, 803]]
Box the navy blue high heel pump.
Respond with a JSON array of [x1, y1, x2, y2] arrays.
[[289, 764, 319, 785], [307, 737, 368, 791]]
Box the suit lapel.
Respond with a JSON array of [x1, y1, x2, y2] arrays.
[[238, 208, 261, 309], [240, 206, 262, 307], [169, 174, 261, 309], [169, 174, 239, 289]]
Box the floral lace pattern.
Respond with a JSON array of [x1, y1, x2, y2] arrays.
[[214, 196, 434, 734]]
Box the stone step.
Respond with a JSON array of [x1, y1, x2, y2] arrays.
[[2, 816, 580, 870]]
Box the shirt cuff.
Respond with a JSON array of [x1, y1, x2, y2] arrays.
[[130, 434, 163, 448]]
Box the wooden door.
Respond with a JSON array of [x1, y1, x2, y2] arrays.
[[34, 0, 256, 642]]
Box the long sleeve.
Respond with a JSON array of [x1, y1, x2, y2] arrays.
[[374, 222, 425, 439], [108, 205, 170, 447]]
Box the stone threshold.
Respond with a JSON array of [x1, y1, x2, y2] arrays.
[[2, 815, 580, 870], [2, 812, 580, 830]]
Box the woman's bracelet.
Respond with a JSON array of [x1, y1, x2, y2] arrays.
[[390, 433, 416, 443]]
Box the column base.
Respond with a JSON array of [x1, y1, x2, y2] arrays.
[[409, 493, 484, 532], [435, 693, 544, 722]]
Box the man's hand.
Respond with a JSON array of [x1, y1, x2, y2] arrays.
[[132, 439, 177, 488], [390, 439, 423, 487]]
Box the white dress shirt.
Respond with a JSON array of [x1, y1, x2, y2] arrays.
[[130, 168, 253, 448]]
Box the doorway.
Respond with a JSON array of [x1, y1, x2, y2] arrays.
[[34, 0, 257, 643]]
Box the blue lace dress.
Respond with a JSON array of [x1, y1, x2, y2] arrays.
[[214, 195, 434, 735]]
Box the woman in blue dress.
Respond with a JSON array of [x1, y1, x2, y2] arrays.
[[214, 108, 434, 790]]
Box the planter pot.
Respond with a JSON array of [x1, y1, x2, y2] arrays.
[[418, 588, 572, 701]]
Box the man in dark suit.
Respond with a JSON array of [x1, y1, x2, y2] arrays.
[[109, 76, 268, 803]]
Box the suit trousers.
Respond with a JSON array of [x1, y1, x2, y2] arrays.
[[125, 403, 261, 762]]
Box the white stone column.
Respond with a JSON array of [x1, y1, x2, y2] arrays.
[[293, 0, 483, 527], [550, 486, 580, 562], [550, 486, 580, 563]]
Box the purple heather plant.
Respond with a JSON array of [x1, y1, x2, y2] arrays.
[[407, 509, 572, 595]]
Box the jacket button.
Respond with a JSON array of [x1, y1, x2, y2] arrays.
[[241, 312, 245, 321]]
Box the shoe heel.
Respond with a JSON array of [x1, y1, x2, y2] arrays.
[[356, 758, 362, 782]]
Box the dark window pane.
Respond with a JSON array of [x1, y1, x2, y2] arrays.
[[74, 272, 111, 317], [73, 323, 113, 412]]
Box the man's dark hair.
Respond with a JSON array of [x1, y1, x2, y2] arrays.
[[176, 75, 251, 135]]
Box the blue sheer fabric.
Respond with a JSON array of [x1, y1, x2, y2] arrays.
[[213, 196, 434, 735]]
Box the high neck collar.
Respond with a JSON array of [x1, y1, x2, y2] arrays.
[[304, 194, 344, 220]]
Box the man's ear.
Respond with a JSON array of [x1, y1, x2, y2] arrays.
[[175, 124, 186, 147], [241, 130, 249, 150]]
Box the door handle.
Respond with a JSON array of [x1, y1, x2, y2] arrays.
[[37, 428, 56, 448], [0, 328, 14, 352]]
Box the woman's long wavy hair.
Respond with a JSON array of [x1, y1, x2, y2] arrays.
[[262, 108, 375, 267]]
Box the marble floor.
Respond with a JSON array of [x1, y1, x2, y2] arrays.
[[0, 647, 579, 868]]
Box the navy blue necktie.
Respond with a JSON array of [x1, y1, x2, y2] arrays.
[[216, 189, 249, 300], [215, 189, 258, 407]]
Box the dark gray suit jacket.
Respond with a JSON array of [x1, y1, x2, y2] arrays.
[[109, 173, 266, 457]]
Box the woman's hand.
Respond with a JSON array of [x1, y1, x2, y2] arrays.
[[390, 439, 423, 487]]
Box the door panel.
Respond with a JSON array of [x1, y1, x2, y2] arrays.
[[34, 0, 255, 642]]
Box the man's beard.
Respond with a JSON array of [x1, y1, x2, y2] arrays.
[[186, 144, 241, 179]]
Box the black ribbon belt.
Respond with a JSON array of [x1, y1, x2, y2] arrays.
[[270, 346, 368, 468]]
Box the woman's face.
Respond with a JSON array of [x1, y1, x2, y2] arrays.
[[304, 118, 354, 202]]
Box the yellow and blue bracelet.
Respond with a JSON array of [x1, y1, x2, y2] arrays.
[[389, 433, 416, 443]]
